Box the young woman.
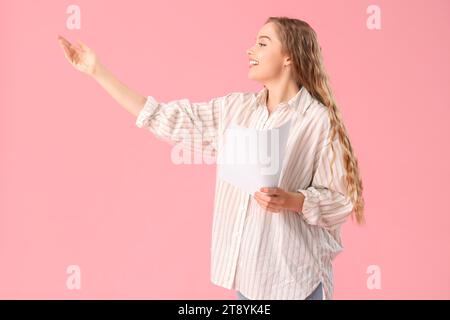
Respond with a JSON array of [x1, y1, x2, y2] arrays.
[[58, 16, 365, 300]]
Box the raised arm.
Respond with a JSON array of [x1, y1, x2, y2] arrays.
[[57, 35, 146, 117], [135, 93, 232, 158]]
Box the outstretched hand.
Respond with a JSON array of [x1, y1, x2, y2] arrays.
[[57, 35, 100, 76]]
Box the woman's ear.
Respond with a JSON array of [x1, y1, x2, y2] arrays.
[[284, 56, 292, 67]]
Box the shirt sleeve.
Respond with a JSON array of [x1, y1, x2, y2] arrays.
[[296, 130, 355, 231], [135, 94, 230, 158]]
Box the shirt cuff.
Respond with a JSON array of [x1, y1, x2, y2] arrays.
[[135, 96, 159, 128], [296, 188, 322, 225]]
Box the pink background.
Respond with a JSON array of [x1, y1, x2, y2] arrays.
[[1, 0, 449, 299]]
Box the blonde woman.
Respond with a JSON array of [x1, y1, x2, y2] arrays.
[[58, 16, 365, 300]]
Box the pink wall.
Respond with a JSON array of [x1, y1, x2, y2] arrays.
[[0, 0, 449, 299]]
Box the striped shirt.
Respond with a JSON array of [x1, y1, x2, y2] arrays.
[[135, 86, 354, 300]]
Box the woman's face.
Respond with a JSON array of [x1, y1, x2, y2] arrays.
[[247, 22, 290, 84]]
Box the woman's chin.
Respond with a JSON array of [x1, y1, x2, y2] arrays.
[[247, 71, 259, 81]]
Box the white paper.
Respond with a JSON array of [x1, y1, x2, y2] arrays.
[[217, 120, 292, 195]]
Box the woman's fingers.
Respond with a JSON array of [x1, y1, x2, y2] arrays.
[[255, 192, 273, 203], [254, 191, 283, 204], [61, 44, 76, 64], [253, 190, 286, 213], [60, 44, 73, 62], [58, 35, 80, 55], [260, 187, 281, 195], [58, 35, 72, 49], [58, 37, 73, 56], [58, 39, 83, 65], [253, 196, 282, 212], [262, 203, 281, 212]]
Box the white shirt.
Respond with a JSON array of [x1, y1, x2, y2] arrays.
[[136, 86, 354, 299]]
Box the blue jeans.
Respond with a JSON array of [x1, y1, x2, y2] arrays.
[[236, 282, 323, 300]]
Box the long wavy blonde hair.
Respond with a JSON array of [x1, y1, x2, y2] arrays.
[[266, 16, 365, 225]]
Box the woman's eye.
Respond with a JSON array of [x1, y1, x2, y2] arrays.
[[257, 43, 266, 47]]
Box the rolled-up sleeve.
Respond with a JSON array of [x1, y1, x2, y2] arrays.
[[136, 94, 230, 158], [296, 131, 355, 231]]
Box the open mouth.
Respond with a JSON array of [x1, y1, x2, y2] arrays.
[[249, 59, 259, 67]]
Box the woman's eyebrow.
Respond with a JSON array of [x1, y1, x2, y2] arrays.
[[255, 35, 272, 41]]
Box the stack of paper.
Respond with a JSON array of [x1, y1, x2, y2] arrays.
[[217, 120, 292, 195]]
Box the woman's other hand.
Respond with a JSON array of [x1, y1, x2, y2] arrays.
[[253, 187, 305, 213]]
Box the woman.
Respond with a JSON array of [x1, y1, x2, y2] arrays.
[[58, 16, 365, 300]]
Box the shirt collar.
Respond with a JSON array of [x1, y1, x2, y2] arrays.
[[255, 85, 313, 115]]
